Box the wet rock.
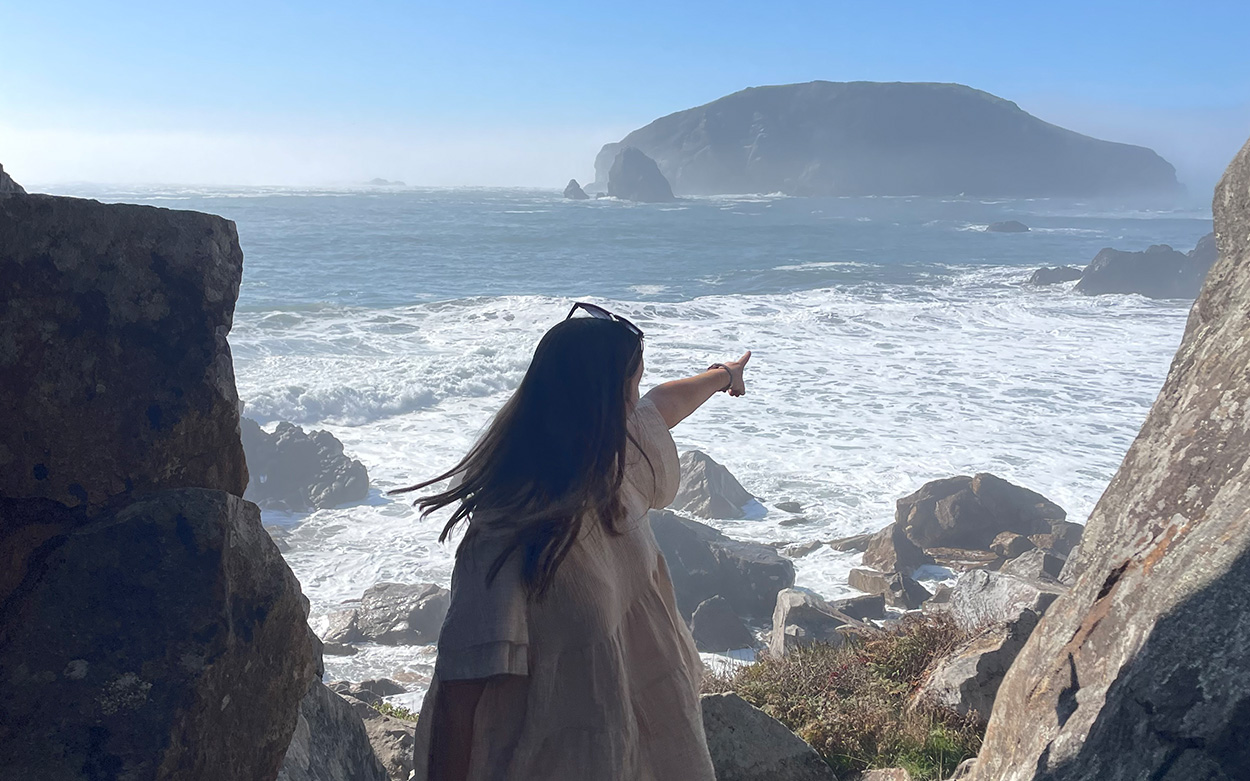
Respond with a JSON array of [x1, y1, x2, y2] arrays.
[[776, 501, 804, 513], [862, 521, 934, 574], [278, 681, 388, 781], [1027, 265, 1083, 285], [769, 588, 861, 658], [692, 595, 756, 652], [968, 138, 1250, 781], [783, 540, 825, 558], [915, 611, 1039, 726], [241, 418, 369, 510], [0, 194, 247, 508], [651, 509, 795, 619], [607, 146, 676, 202], [0, 490, 318, 780], [325, 583, 450, 646], [324, 642, 359, 657], [848, 568, 932, 609], [989, 531, 1034, 559], [671, 450, 756, 519], [0, 163, 24, 195], [945, 569, 1064, 632], [563, 179, 590, 199], [987, 220, 1029, 232], [1074, 233, 1218, 299], [897, 474, 1067, 551], [701, 692, 836, 780], [1000, 548, 1065, 581], [829, 532, 873, 552]]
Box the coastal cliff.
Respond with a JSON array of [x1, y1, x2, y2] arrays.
[[593, 81, 1179, 197]]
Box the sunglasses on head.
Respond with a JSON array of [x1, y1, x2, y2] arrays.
[[566, 302, 644, 340]]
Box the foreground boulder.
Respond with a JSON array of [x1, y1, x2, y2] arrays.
[[671, 450, 756, 519], [914, 611, 1039, 726], [563, 178, 589, 199], [241, 418, 370, 510], [0, 162, 24, 194], [0, 489, 319, 780], [1027, 266, 1082, 285], [278, 681, 388, 781], [969, 137, 1250, 781], [651, 509, 795, 619], [701, 692, 836, 780], [325, 582, 450, 646], [847, 568, 932, 609], [607, 146, 676, 202], [987, 220, 1029, 233], [1074, 233, 1217, 299], [0, 195, 248, 508], [769, 588, 863, 658], [943, 569, 1064, 632]]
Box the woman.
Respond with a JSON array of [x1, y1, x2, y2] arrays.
[[395, 302, 751, 781]]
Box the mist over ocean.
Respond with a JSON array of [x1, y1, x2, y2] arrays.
[[53, 184, 1211, 705]]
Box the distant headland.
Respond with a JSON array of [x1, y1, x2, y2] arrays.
[[590, 81, 1181, 198]]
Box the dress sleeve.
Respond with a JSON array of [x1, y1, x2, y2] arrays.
[[433, 535, 530, 680], [626, 396, 681, 510]]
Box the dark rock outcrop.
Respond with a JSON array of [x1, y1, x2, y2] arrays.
[[0, 163, 24, 195], [277, 681, 389, 781], [848, 568, 932, 610], [987, 220, 1029, 233], [325, 582, 450, 646], [969, 136, 1250, 781], [563, 179, 589, 199], [1074, 232, 1218, 299], [593, 81, 1178, 197], [671, 450, 756, 519], [915, 611, 1039, 727], [1027, 266, 1083, 285], [862, 519, 934, 573], [897, 474, 1067, 551], [241, 418, 369, 510], [0, 489, 319, 780], [607, 146, 676, 202], [0, 195, 247, 509], [650, 509, 795, 619], [834, 592, 887, 621], [701, 692, 837, 780], [692, 595, 756, 652]]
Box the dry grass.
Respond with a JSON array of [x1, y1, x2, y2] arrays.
[[703, 613, 982, 780]]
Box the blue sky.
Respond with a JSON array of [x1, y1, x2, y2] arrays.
[[3, 0, 1248, 191]]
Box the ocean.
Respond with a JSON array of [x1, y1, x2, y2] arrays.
[[50, 184, 1212, 708]]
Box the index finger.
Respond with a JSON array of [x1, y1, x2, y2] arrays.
[[738, 350, 752, 365]]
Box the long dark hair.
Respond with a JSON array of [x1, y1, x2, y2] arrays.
[[391, 317, 650, 596]]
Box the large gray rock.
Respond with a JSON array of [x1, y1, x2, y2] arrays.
[[0, 194, 248, 509], [592, 81, 1178, 197], [607, 146, 676, 202], [944, 569, 1064, 632], [0, 489, 319, 780], [969, 136, 1250, 781], [847, 568, 932, 610], [896, 474, 1067, 551], [241, 418, 369, 510], [277, 681, 388, 781], [1074, 233, 1217, 299], [651, 509, 795, 619], [325, 582, 450, 646], [999, 548, 1065, 581], [0, 163, 24, 194], [1028, 266, 1083, 285], [915, 611, 1039, 726], [671, 450, 755, 519], [701, 692, 837, 780], [861, 520, 934, 574], [692, 595, 756, 652], [563, 178, 589, 199], [769, 588, 859, 658]]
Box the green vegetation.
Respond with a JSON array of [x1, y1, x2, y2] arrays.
[[704, 614, 982, 780], [373, 700, 419, 721]]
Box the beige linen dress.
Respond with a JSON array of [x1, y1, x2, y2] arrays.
[[411, 396, 716, 781]]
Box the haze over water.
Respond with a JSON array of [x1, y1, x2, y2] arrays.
[[53, 183, 1211, 704]]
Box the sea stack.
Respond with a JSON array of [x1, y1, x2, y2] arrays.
[[593, 81, 1179, 197], [607, 147, 676, 203], [563, 179, 590, 199]]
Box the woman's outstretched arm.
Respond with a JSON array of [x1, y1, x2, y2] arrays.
[[645, 350, 751, 429]]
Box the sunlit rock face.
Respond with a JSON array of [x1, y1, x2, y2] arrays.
[[968, 135, 1250, 781], [593, 81, 1179, 197]]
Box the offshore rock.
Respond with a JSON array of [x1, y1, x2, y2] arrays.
[[593, 81, 1178, 197], [241, 418, 370, 510], [607, 146, 676, 202], [563, 178, 589, 199], [0, 194, 247, 508], [0, 163, 25, 194], [986, 220, 1029, 232], [0, 489, 318, 780], [277, 681, 389, 781], [651, 509, 795, 619], [672, 450, 756, 519], [969, 135, 1250, 781], [1074, 233, 1217, 299], [701, 692, 837, 780], [325, 582, 450, 646], [1027, 266, 1083, 285]]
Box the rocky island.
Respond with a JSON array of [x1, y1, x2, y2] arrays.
[[591, 81, 1180, 197]]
